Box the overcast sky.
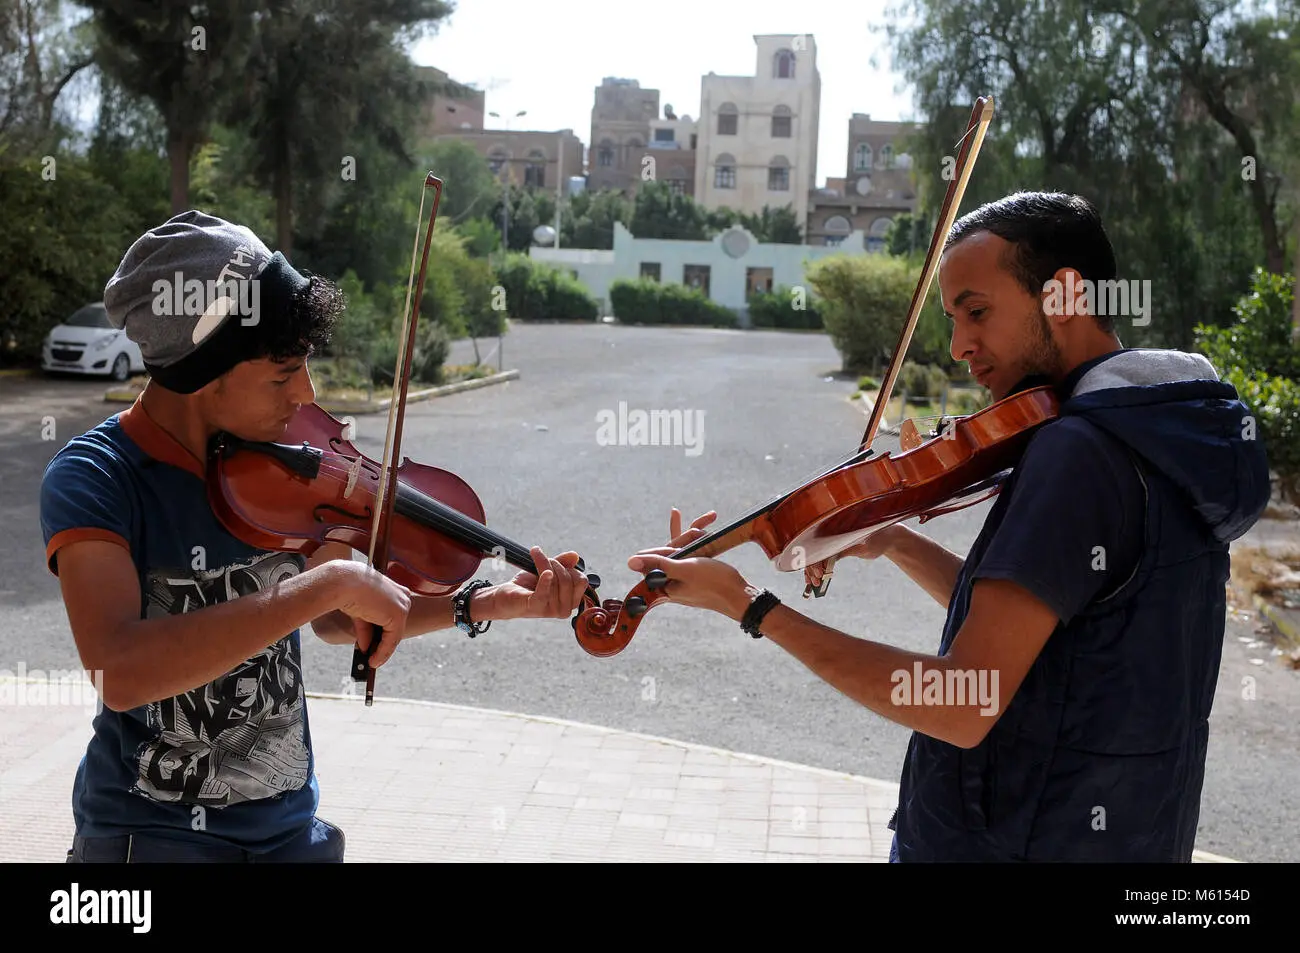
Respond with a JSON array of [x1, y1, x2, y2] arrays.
[[411, 0, 921, 185]]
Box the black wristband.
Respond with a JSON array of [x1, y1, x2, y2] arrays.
[[740, 589, 780, 639], [453, 579, 493, 638]]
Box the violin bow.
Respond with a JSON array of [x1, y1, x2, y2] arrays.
[[350, 172, 445, 706], [805, 95, 994, 598]]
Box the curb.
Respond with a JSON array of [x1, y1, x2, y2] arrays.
[[103, 369, 520, 410], [317, 369, 519, 414], [1252, 594, 1300, 652], [303, 688, 901, 789], [0, 367, 39, 378]]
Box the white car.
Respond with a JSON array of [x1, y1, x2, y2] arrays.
[[41, 303, 145, 382]]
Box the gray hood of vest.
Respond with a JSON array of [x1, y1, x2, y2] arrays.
[[1059, 348, 1272, 543]]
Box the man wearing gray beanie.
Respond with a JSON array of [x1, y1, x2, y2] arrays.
[[38, 210, 591, 862]]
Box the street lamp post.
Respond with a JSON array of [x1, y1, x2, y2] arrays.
[[488, 109, 526, 254]]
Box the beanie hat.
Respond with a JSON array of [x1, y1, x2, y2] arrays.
[[103, 210, 311, 393]]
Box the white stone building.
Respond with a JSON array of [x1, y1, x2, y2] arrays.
[[531, 220, 865, 323], [694, 34, 821, 229]]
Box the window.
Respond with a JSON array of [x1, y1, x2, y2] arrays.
[[668, 166, 687, 195], [853, 143, 872, 172], [882, 144, 894, 169], [774, 49, 796, 78], [654, 128, 674, 142], [488, 149, 508, 175], [824, 215, 852, 236], [684, 265, 711, 296], [714, 153, 736, 189], [597, 139, 614, 167], [768, 156, 790, 191], [771, 105, 792, 138], [524, 150, 546, 188], [717, 103, 737, 135], [868, 216, 893, 253], [640, 262, 661, 281]]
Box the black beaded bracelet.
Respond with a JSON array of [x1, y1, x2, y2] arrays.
[[453, 579, 493, 638], [740, 589, 781, 639]]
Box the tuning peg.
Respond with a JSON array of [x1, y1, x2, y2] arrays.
[[644, 569, 669, 591]]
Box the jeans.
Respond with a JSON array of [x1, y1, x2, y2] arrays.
[[889, 833, 899, 863], [65, 816, 345, 863]]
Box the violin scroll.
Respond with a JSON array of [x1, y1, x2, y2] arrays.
[[572, 569, 671, 657]]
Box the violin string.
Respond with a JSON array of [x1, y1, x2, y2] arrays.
[[313, 456, 537, 572], [672, 438, 886, 558]]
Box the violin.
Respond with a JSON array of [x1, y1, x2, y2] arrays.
[[206, 400, 602, 598], [572, 96, 1060, 659], [205, 172, 600, 703]]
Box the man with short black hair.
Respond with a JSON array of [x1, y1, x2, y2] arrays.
[[630, 191, 1272, 862], [42, 210, 590, 862]]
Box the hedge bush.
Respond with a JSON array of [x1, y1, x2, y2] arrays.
[[804, 253, 952, 374], [748, 284, 823, 330], [1194, 267, 1300, 504], [609, 278, 739, 327], [899, 360, 949, 399], [492, 253, 599, 321]]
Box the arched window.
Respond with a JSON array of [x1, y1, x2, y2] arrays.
[[488, 147, 509, 176], [768, 155, 790, 191], [524, 149, 546, 188], [868, 216, 893, 253], [717, 102, 738, 135], [881, 144, 894, 168], [823, 214, 852, 246], [773, 49, 796, 79], [714, 152, 736, 189], [771, 104, 792, 138], [597, 138, 614, 167], [853, 143, 872, 172]]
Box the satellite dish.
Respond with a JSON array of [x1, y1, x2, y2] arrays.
[[533, 224, 556, 246]]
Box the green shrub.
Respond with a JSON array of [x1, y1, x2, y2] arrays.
[[609, 278, 738, 327], [899, 360, 949, 399], [748, 284, 823, 330], [805, 253, 955, 375], [491, 253, 599, 321], [858, 375, 880, 390], [1194, 267, 1299, 504]]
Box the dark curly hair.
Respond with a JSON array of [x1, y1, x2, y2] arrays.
[[255, 272, 345, 362]]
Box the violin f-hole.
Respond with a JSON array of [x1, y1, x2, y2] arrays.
[[314, 502, 372, 524]]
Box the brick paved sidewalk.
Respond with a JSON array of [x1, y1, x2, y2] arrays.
[[0, 681, 1239, 862]]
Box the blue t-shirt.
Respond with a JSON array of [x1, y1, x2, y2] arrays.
[[40, 397, 318, 852]]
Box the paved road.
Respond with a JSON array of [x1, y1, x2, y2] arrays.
[[2, 323, 1297, 861]]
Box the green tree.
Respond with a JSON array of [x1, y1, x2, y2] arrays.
[[563, 188, 632, 249], [419, 137, 502, 224], [0, 0, 94, 154], [224, 0, 451, 255], [878, 0, 1281, 350], [629, 180, 709, 239], [739, 205, 803, 243], [82, 0, 256, 213]]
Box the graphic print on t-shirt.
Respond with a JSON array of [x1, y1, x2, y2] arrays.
[[133, 551, 309, 806]]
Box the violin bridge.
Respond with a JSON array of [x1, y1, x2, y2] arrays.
[[343, 455, 363, 499]]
